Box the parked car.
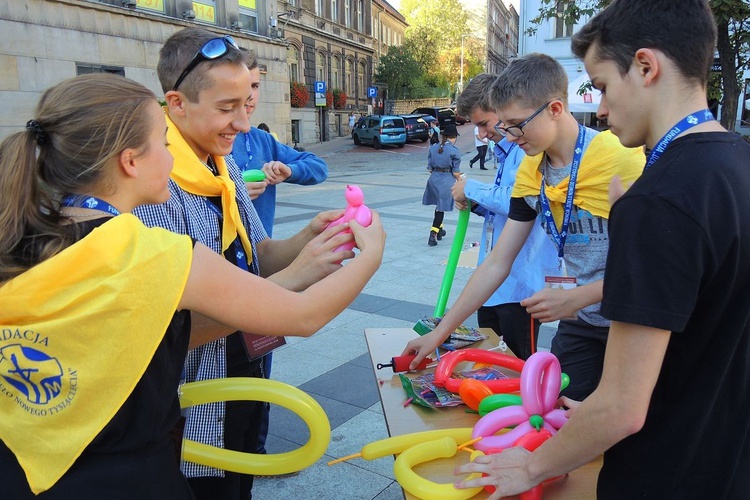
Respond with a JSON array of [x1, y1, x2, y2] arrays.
[[400, 114, 430, 142], [351, 115, 407, 149], [450, 105, 469, 125], [411, 106, 456, 128]]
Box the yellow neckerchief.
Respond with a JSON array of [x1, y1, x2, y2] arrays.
[[165, 114, 253, 257], [512, 130, 645, 226], [0, 214, 192, 494]]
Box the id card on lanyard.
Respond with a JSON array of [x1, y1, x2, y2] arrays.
[[540, 125, 586, 289]]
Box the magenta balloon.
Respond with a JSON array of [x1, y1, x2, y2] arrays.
[[472, 405, 527, 440], [354, 206, 372, 226], [544, 409, 569, 429], [520, 352, 561, 416], [475, 421, 533, 453]]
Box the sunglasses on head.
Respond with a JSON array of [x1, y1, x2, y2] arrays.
[[172, 36, 240, 92]]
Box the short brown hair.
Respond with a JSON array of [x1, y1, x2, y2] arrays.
[[456, 73, 498, 118], [158, 27, 257, 102], [490, 53, 568, 111]]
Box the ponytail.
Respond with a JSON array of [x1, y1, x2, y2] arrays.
[[0, 74, 155, 283]]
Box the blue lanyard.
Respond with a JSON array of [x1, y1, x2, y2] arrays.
[[243, 131, 253, 170], [645, 109, 714, 170], [60, 194, 120, 216], [539, 125, 586, 259]]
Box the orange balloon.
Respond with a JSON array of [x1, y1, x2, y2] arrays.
[[458, 378, 494, 411]]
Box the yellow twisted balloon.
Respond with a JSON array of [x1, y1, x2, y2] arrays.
[[179, 378, 330, 475], [393, 436, 485, 499]]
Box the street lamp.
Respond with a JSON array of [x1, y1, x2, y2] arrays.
[[460, 34, 469, 94]]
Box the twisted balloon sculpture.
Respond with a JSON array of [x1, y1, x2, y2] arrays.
[[326, 184, 372, 253], [472, 352, 568, 453]]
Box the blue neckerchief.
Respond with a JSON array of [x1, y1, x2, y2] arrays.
[[539, 125, 586, 259], [645, 109, 714, 170], [60, 194, 120, 216]]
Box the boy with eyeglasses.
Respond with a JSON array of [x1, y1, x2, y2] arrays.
[[452, 1, 750, 497], [134, 28, 353, 500], [403, 53, 644, 401], [453, 73, 558, 360]]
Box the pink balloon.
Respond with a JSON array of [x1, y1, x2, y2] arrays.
[[326, 185, 371, 254], [520, 352, 561, 416], [470, 352, 569, 455]]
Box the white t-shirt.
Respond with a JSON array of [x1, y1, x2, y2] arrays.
[[474, 126, 488, 147]]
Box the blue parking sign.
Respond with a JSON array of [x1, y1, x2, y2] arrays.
[[367, 86, 377, 98], [315, 81, 326, 93]]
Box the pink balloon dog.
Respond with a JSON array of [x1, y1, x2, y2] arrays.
[[326, 184, 372, 254], [471, 351, 569, 453]]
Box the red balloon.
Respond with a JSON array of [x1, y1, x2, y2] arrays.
[[433, 349, 524, 394]]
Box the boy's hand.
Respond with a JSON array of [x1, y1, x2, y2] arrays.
[[281, 223, 355, 290], [244, 180, 268, 200], [308, 210, 346, 235], [261, 161, 292, 185], [521, 287, 578, 323], [453, 446, 535, 499], [348, 211, 385, 256], [451, 178, 468, 204], [401, 330, 445, 371]]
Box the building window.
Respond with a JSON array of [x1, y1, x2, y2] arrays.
[[135, 0, 164, 13], [239, 0, 258, 33], [358, 0, 364, 31], [331, 0, 338, 23], [332, 56, 340, 88], [288, 46, 300, 83], [192, 1, 216, 24], [76, 63, 125, 76], [316, 52, 326, 82], [555, 1, 574, 38], [316, 0, 324, 16], [345, 0, 351, 27]]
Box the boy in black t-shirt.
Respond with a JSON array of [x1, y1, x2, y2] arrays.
[[451, 0, 750, 498]]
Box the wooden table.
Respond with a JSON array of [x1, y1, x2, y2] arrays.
[[364, 327, 601, 500]]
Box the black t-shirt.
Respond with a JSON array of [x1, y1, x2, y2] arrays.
[[1, 218, 195, 499], [599, 132, 750, 498]]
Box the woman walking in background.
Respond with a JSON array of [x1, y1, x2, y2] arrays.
[[422, 123, 462, 246]]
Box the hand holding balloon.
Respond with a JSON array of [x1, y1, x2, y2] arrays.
[[326, 185, 372, 254]]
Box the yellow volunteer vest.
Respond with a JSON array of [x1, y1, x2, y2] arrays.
[[0, 214, 192, 494], [512, 130, 645, 226]]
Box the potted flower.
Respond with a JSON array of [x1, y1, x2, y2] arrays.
[[332, 89, 347, 109], [290, 81, 309, 108]]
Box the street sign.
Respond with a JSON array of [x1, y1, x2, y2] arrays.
[[367, 86, 377, 98], [314, 80, 327, 107]]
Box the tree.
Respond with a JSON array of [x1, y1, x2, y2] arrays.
[[398, 0, 472, 91], [526, 0, 750, 131], [374, 44, 425, 98]]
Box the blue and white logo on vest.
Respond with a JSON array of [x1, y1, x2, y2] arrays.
[[1, 344, 63, 404], [0, 329, 78, 417]]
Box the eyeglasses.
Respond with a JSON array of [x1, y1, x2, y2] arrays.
[[172, 36, 240, 91], [493, 100, 554, 138]]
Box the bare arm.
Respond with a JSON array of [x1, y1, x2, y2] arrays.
[[179, 213, 385, 340], [454, 321, 670, 497], [402, 218, 534, 369]]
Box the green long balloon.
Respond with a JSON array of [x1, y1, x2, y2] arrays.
[[434, 207, 471, 317]]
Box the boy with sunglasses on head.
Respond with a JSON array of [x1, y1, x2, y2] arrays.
[[134, 28, 355, 500], [403, 53, 644, 401], [452, 0, 750, 497]]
